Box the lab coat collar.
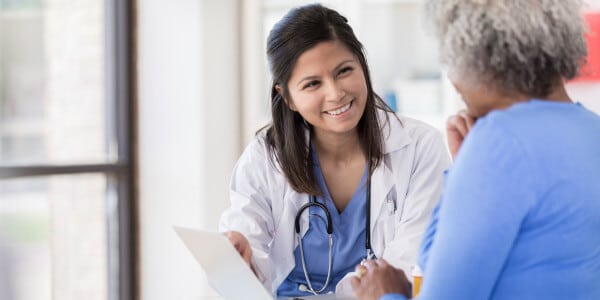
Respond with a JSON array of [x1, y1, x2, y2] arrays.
[[380, 110, 412, 154]]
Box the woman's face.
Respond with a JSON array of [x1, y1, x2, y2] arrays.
[[449, 70, 508, 118], [281, 40, 368, 138]]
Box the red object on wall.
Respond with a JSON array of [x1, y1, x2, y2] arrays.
[[574, 12, 600, 82]]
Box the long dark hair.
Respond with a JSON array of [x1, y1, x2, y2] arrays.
[[263, 4, 393, 195]]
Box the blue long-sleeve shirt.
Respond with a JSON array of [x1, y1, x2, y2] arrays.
[[382, 100, 600, 300]]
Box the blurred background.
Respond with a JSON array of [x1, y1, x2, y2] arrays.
[[1, 0, 599, 299]]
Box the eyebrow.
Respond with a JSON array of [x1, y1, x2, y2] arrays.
[[295, 59, 356, 88]]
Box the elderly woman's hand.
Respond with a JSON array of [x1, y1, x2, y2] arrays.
[[447, 110, 477, 160], [350, 259, 411, 300]]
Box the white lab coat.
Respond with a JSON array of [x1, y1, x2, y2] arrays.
[[219, 112, 450, 295]]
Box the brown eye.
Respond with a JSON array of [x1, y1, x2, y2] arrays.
[[338, 66, 353, 76], [303, 80, 320, 89]]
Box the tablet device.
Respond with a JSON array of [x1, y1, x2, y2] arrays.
[[174, 226, 273, 300]]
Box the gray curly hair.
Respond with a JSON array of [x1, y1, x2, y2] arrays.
[[425, 0, 588, 97]]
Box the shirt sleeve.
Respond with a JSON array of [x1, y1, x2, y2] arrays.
[[417, 118, 537, 299], [380, 294, 409, 300], [218, 138, 277, 288], [382, 128, 451, 273], [417, 194, 443, 270]]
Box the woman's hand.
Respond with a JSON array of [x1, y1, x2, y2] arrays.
[[446, 110, 477, 160], [351, 259, 411, 300], [224, 231, 256, 274]]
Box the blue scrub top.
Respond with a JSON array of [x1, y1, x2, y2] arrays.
[[277, 147, 369, 297]]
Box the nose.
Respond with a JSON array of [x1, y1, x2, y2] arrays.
[[323, 79, 346, 102]]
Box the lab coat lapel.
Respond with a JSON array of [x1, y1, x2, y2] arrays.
[[370, 113, 412, 247], [370, 157, 395, 238]]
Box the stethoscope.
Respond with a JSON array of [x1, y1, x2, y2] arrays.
[[293, 174, 375, 295]]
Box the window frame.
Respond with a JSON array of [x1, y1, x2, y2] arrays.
[[0, 0, 137, 299]]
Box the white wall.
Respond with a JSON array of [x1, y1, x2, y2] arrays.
[[137, 0, 240, 298]]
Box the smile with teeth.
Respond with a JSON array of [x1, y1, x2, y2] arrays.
[[325, 101, 352, 116]]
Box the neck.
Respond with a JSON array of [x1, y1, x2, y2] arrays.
[[493, 81, 573, 112], [312, 129, 363, 163], [542, 82, 573, 103]]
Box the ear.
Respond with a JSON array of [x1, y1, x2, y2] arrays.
[[276, 84, 297, 111]]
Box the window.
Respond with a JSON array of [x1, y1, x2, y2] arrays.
[[0, 0, 134, 299]]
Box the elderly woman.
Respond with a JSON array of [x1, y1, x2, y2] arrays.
[[351, 0, 600, 299]]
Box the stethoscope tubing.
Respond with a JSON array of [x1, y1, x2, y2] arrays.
[[293, 177, 373, 295]]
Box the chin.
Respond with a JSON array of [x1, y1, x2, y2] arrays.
[[464, 104, 486, 118]]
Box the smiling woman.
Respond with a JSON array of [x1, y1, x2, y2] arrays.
[[281, 41, 368, 148], [218, 3, 451, 298]]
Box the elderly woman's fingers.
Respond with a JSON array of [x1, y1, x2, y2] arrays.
[[376, 258, 390, 266], [448, 114, 469, 137], [351, 276, 361, 289], [458, 110, 476, 131], [351, 259, 412, 299], [355, 264, 367, 278], [361, 259, 380, 270], [447, 109, 479, 159]]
